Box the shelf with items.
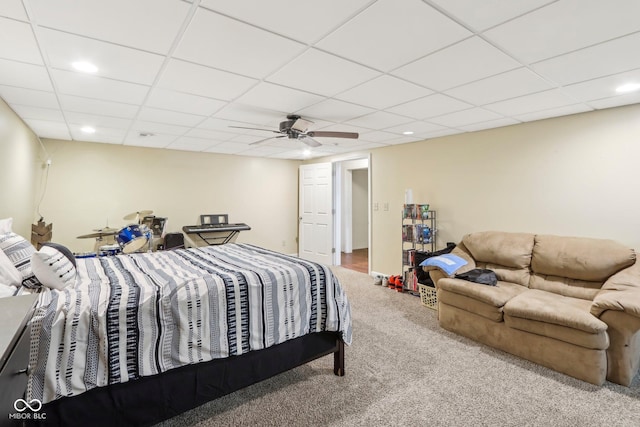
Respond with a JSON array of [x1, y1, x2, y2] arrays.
[[401, 204, 436, 294]]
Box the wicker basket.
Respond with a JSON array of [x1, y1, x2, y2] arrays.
[[418, 284, 438, 310]]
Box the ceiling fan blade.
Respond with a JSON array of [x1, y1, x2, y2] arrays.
[[250, 135, 286, 146], [291, 118, 313, 133], [229, 125, 281, 134], [306, 131, 359, 139], [299, 135, 321, 147]]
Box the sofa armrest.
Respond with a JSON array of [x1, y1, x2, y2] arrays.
[[423, 242, 476, 286], [591, 261, 640, 318]]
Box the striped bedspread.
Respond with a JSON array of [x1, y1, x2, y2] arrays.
[[27, 244, 352, 404]]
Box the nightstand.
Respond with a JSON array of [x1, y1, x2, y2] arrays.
[[0, 293, 39, 424]]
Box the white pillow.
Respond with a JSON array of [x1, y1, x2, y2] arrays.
[[31, 243, 77, 290], [0, 248, 21, 287], [0, 232, 40, 288], [0, 217, 12, 234], [0, 285, 17, 298]]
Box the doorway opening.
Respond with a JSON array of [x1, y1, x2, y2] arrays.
[[334, 156, 370, 275]]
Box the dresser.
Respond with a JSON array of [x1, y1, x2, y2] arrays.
[[0, 293, 39, 425]]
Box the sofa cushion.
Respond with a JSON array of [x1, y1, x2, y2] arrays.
[[531, 235, 635, 283], [462, 231, 534, 286], [438, 278, 528, 321], [504, 289, 607, 336]]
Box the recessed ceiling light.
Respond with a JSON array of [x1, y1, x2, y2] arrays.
[[615, 83, 640, 93], [72, 61, 98, 73], [81, 126, 96, 134], [403, 131, 414, 135]]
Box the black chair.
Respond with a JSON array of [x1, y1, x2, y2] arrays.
[[163, 232, 185, 250]]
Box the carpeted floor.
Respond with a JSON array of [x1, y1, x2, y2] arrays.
[[157, 266, 640, 427]]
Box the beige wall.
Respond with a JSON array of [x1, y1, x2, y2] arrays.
[[0, 98, 44, 237], [310, 103, 640, 276], [40, 139, 300, 253]]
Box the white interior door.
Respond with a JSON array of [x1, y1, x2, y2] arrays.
[[299, 163, 333, 265]]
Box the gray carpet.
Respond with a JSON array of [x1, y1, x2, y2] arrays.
[[158, 266, 640, 427]]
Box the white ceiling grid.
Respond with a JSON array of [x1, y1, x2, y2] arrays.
[[0, 0, 638, 159]]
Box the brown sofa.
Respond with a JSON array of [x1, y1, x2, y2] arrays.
[[426, 231, 640, 386]]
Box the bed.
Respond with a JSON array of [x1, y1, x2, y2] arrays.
[[23, 243, 352, 426]]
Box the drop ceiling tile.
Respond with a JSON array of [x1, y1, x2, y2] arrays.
[[532, 33, 640, 86], [297, 99, 374, 123], [266, 48, 380, 97], [359, 130, 400, 143], [228, 134, 277, 144], [515, 104, 593, 122], [236, 145, 286, 156], [561, 69, 640, 102], [159, 59, 258, 100], [204, 141, 250, 154], [124, 132, 176, 148], [316, 0, 470, 71], [345, 111, 413, 130], [39, 28, 165, 85], [184, 128, 236, 142], [587, 91, 640, 110], [145, 88, 227, 117], [130, 120, 190, 136], [29, 0, 192, 54], [388, 93, 472, 120], [484, 0, 640, 64], [485, 89, 579, 116], [0, 59, 52, 91], [430, 0, 555, 32], [199, 0, 372, 43], [69, 125, 127, 143], [166, 136, 220, 152], [174, 8, 305, 79], [196, 117, 263, 134], [235, 83, 324, 114], [59, 95, 140, 119], [137, 106, 205, 127], [445, 68, 553, 105], [393, 37, 521, 91], [0, 17, 43, 65], [24, 119, 71, 140], [10, 104, 63, 121], [52, 69, 149, 104], [420, 128, 465, 139], [428, 107, 504, 128], [458, 117, 520, 132], [383, 120, 448, 136], [214, 103, 286, 125], [335, 75, 433, 110], [0, 0, 28, 20], [64, 111, 132, 129], [0, 86, 58, 109]]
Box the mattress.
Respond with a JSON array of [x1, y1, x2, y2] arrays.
[[26, 243, 352, 404]]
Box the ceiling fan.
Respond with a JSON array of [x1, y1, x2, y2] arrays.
[[229, 115, 359, 147]]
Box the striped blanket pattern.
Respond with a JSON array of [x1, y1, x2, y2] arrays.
[[27, 244, 352, 404]]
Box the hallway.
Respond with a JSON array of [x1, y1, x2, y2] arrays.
[[341, 248, 368, 274]]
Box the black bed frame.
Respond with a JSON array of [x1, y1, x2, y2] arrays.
[[35, 332, 344, 427]]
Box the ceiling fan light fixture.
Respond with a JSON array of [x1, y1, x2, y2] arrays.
[[615, 83, 640, 93], [72, 61, 98, 73]]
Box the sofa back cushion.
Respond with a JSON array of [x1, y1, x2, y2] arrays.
[[462, 231, 535, 286], [530, 235, 636, 300]]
